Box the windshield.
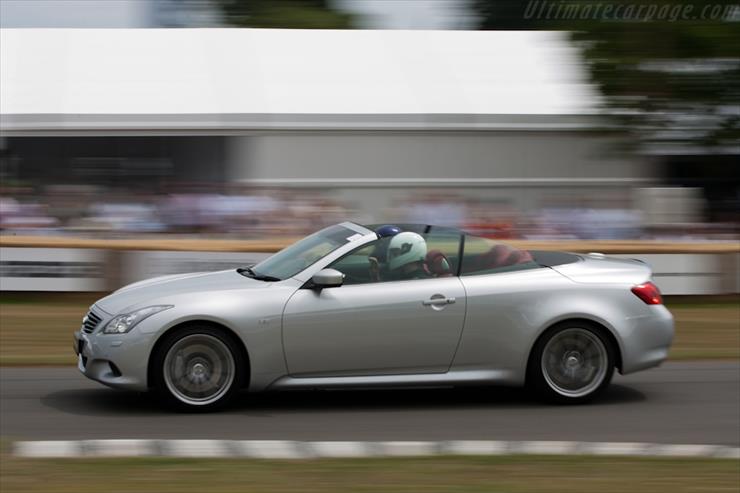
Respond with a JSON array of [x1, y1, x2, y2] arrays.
[[250, 224, 359, 280]]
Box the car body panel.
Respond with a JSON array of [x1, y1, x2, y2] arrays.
[[137, 278, 301, 391], [269, 368, 512, 390], [75, 322, 155, 391], [551, 254, 652, 285], [95, 270, 272, 314], [78, 273, 304, 391], [454, 266, 673, 384], [282, 277, 466, 376]]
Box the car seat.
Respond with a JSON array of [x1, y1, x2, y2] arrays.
[[473, 244, 534, 272], [425, 250, 454, 277]]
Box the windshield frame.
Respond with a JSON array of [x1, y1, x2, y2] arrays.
[[249, 222, 373, 281]]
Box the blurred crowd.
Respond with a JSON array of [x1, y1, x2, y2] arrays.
[[0, 185, 737, 241], [0, 185, 347, 238]]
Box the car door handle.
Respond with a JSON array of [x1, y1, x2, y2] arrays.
[[422, 297, 456, 306]]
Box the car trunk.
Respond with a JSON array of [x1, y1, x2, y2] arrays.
[[540, 252, 653, 285]]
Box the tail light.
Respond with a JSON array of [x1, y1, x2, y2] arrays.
[[631, 282, 663, 305]]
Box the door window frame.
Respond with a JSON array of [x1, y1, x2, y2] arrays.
[[321, 232, 464, 287]]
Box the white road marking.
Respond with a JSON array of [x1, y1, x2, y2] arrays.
[[13, 440, 740, 459]]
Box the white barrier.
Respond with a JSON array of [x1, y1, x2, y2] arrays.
[[1, 247, 737, 294], [615, 253, 739, 295], [122, 250, 272, 284], [0, 247, 105, 291]]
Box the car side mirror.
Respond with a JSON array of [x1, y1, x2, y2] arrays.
[[311, 268, 345, 289]]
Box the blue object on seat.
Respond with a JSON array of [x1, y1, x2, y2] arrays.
[[375, 225, 402, 238]]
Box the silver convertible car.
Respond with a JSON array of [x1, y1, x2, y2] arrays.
[[74, 222, 674, 410]]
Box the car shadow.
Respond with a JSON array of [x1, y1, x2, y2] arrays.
[[41, 388, 163, 416], [236, 384, 645, 412], [41, 384, 645, 417]]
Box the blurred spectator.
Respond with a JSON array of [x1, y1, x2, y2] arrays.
[[0, 194, 59, 233], [0, 185, 736, 241]]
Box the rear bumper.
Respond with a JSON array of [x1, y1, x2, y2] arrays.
[[74, 328, 151, 392], [619, 305, 675, 374]]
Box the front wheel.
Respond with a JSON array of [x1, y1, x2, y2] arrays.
[[527, 322, 615, 404], [152, 326, 245, 411]]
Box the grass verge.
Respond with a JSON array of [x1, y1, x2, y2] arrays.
[[0, 294, 738, 365], [1, 455, 739, 493]]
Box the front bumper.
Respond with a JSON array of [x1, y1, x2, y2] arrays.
[[73, 321, 152, 392]]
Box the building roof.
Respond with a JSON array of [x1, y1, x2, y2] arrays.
[[0, 28, 602, 135]]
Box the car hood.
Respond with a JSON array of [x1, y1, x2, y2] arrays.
[[95, 269, 271, 314]]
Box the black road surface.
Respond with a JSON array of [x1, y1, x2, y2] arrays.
[[1, 362, 738, 445]]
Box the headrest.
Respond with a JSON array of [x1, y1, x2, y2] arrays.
[[426, 249, 453, 276], [479, 244, 533, 269]]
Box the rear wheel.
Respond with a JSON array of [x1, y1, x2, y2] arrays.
[[528, 322, 615, 404], [152, 325, 244, 411]]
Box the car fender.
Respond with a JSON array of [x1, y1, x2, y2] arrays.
[[137, 283, 300, 391], [455, 270, 641, 384], [530, 310, 625, 370]]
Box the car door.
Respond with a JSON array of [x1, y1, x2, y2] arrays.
[[282, 233, 466, 377]]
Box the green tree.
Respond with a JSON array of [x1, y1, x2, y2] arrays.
[[472, 0, 740, 154], [471, 0, 539, 29], [216, 0, 355, 29]]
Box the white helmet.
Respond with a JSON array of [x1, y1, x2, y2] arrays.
[[388, 232, 427, 271]]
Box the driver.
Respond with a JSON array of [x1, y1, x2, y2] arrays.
[[385, 231, 429, 281]]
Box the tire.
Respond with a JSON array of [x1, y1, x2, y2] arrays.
[[527, 321, 615, 404], [151, 325, 245, 412]]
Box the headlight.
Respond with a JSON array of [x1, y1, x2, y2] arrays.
[[103, 305, 173, 334]]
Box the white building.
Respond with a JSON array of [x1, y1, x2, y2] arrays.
[[0, 28, 656, 215]]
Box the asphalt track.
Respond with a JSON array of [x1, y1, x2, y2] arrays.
[[1, 362, 738, 445]]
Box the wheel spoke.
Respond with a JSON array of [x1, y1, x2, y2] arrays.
[[541, 328, 608, 398], [163, 334, 235, 406]]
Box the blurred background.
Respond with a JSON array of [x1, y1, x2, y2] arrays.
[[0, 3, 739, 492], [3, 0, 738, 297], [0, 0, 737, 242]]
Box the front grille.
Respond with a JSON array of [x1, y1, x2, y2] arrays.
[[82, 310, 103, 334]]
